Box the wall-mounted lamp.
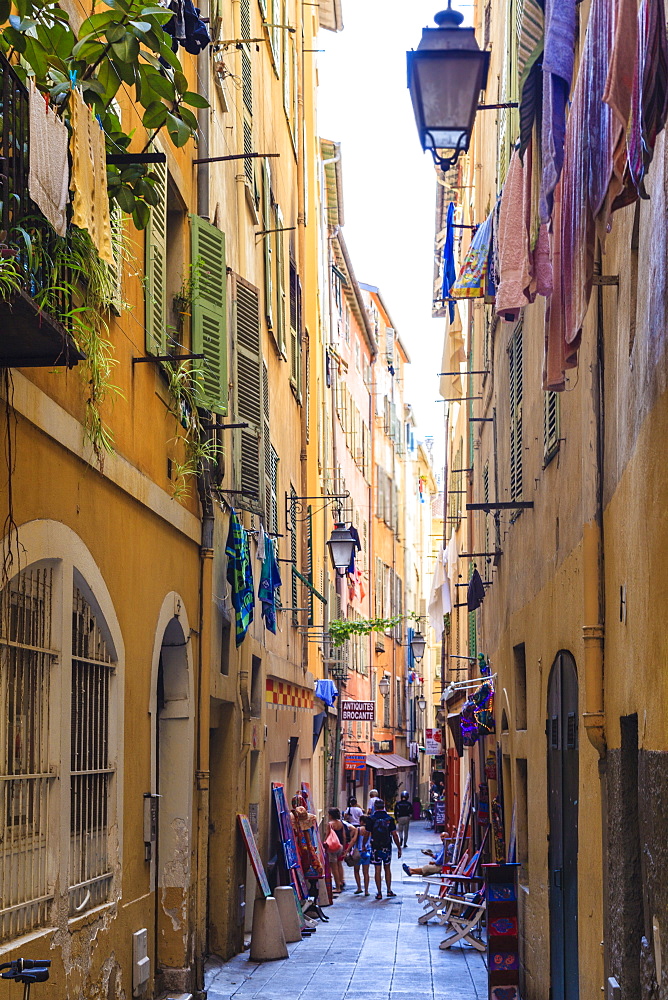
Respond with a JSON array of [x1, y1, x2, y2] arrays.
[[407, 3, 491, 172], [417, 695, 427, 713], [410, 631, 427, 662], [379, 675, 391, 698], [326, 522, 357, 575]]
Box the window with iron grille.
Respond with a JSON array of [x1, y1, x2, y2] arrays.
[[69, 586, 114, 915], [543, 391, 560, 465], [0, 564, 117, 942], [509, 323, 523, 502]]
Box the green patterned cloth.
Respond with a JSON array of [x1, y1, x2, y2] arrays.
[[225, 511, 254, 646]]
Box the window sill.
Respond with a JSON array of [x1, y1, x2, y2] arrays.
[[68, 899, 116, 930]]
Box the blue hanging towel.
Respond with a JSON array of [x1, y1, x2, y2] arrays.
[[258, 537, 282, 634], [225, 512, 254, 646], [442, 201, 457, 323], [315, 678, 338, 707]]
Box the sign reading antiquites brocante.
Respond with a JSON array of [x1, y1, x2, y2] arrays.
[[340, 701, 375, 721]]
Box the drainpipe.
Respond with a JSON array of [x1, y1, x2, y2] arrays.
[[194, 35, 212, 986], [582, 258, 606, 759]]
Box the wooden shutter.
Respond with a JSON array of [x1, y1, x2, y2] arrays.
[[145, 158, 167, 355], [262, 158, 274, 332], [233, 275, 262, 512], [509, 323, 523, 501], [289, 260, 302, 397], [191, 215, 228, 415], [262, 360, 279, 532], [274, 205, 286, 356]]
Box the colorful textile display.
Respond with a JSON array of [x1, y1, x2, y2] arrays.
[[69, 89, 114, 265], [291, 796, 324, 880], [225, 511, 254, 646], [28, 81, 69, 237], [450, 212, 494, 299], [258, 536, 281, 634], [626, 0, 668, 200]]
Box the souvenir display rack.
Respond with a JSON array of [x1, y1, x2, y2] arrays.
[[485, 862, 520, 1000]]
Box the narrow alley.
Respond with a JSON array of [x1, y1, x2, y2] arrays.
[[205, 826, 487, 1000]]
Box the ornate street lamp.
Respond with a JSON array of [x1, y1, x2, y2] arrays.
[[417, 695, 427, 713], [379, 675, 391, 698], [326, 522, 357, 575], [407, 3, 490, 172], [410, 631, 427, 662]]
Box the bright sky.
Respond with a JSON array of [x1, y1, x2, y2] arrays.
[[316, 2, 473, 473]]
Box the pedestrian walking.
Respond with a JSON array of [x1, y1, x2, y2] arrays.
[[343, 796, 363, 826], [394, 790, 412, 846], [346, 814, 373, 896], [367, 788, 380, 814], [325, 808, 350, 892], [365, 798, 402, 899]]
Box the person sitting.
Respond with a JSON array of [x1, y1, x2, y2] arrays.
[[403, 832, 447, 877]]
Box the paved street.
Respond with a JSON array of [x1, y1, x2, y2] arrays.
[[205, 824, 487, 1000]]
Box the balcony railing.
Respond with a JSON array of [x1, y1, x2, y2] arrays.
[[0, 53, 84, 368]]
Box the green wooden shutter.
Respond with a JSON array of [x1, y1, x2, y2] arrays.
[[263, 159, 274, 331], [145, 158, 167, 355], [234, 275, 262, 513], [275, 206, 286, 356], [191, 214, 228, 415]]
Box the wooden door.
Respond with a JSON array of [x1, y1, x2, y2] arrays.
[[547, 652, 579, 1000]]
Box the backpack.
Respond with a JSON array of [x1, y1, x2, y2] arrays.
[[371, 812, 392, 849]]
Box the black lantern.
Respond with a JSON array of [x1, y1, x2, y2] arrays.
[[326, 522, 357, 575], [407, 3, 490, 172], [410, 631, 427, 662]]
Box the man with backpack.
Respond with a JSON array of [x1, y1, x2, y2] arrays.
[[366, 798, 402, 899]]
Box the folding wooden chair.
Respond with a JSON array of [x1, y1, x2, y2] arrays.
[[438, 889, 486, 952], [415, 851, 469, 925]]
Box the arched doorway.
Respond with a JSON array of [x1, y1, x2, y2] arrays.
[[152, 609, 194, 994], [547, 651, 579, 1000]]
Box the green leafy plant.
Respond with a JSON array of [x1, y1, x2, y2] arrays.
[[0, 254, 23, 300], [328, 609, 426, 648], [0, 0, 209, 227], [19, 223, 123, 463], [165, 360, 220, 500]]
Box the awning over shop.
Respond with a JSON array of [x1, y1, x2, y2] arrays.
[[366, 753, 395, 772], [379, 753, 417, 770], [365, 752, 418, 772]]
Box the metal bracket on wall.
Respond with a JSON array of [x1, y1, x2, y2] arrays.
[[285, 491, 350, 523], [466, 502, 533, 512], [133, 353, 204, 364]]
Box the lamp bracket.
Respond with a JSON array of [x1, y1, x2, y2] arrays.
[[285, 491, 350, 524]]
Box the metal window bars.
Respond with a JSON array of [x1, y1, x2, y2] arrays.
[[0, 566, 55, 942], [69, 587, 114, 916]]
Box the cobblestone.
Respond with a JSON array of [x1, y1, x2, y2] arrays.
[[205, 824, 487, 999]]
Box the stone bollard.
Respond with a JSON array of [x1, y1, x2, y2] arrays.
[[249, 896, 289, 961], [274, 886, 303, 943]]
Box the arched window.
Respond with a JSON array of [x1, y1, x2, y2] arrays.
[[0, 560, 118, 941]]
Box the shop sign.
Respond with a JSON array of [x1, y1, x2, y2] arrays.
[[425, 728, 443, 754], [344, 753, 366, 771], [341, 700, 375, 721]]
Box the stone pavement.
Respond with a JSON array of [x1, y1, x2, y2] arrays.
[[205, 821, 487, 1000]]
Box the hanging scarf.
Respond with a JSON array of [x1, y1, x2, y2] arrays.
[[225, 512, 254, 646]]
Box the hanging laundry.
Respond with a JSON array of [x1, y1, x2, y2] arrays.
[[258, 536, 282, 635], [496, 144, 553, 322], [495, 151, 532, 322], [446, 532, 459, 600], [602, 0, 638, 221], [225, 511, 254, 646], [28, 81, 69, 237], [439, 302, 466, 400], [346, 524, 362, 574], [428, 546, 452, 640], [467, 567, 486, 612], [442, 201, 457, 323], [540, 0, 577, 222], [450, 212, 494, 299], [543, 179, 580, 391], [314, 678, 338, 707], [517, 0, 544, 162], [256, 524, 267, 562], [69, 89, 114, 266], [164, 0, 210, 54], [626, 0, 668, 200]]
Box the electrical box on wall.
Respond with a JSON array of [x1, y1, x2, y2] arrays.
[[143, 793, 158, 862], [132, 928, 150, 996]]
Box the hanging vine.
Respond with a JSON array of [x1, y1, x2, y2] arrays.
[[328, 610, 423, 648]]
